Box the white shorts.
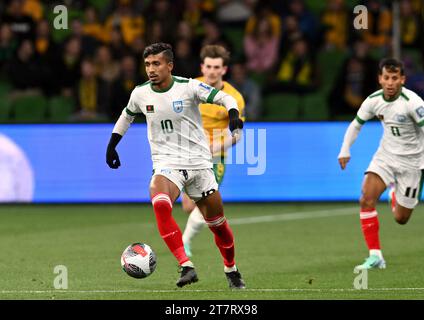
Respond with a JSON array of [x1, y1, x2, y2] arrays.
[[152, 168, 218, 202], [366, 153, 423, 209]]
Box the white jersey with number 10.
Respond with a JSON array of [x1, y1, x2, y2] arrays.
[[119, 76, 237, 170]]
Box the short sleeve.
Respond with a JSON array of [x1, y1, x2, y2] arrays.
[[356, 97, 375, 124], [190, 78, 219, 104], [409, 96, 424, 127], [124, 89, 143, 117]]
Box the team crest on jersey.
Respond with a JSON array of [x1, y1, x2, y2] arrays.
[[146, 105, 154, 113], [394, 114, 407, 123], [415, 106, 424, 118], [173, 101, 183, 113]]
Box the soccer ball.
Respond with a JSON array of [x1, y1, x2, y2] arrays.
[[120, 243, 157, 279]]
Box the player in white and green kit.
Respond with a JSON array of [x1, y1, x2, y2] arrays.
[[106, 43, 245, 289], [338, 58, 424, 270]]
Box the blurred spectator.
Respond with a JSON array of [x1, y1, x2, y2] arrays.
[[0, 23, 18, 73], [67, 19, 99, 57], [183, 0, 215, 33], [176, 20, 201, 55], [56, 37, 82, 97], [286, 0, 319, 46], [95, 45, 120, 114], [199, 19, 233, 52], [82, 6, 105, 43], [34, 19, 58, 96], [399, 0, 422, 49], [110, 55, 143, 120], [244, 15, 279, 73], [173, 38, 200, 79], [268, 38, 318, 94], [245, 1, 281, 38], [2, 0, 36, 42], [279, 15, 305, 57], [95, 45, 120, 84], [145, 0, 178, 44], [129, 36, 147, 79], [216, 0, 254, 28], [145, 20, 166, 47], [22, 0, 43, 22], [6, 39, 42, 95], [104, 0, 145, 46], [321, 0, 350, 51], [360, 0, 392, 53], [328, 40, 378, 118], [229, 61, 262, 120], [108, 28, 130, 60], [73, 59, 107, 121]]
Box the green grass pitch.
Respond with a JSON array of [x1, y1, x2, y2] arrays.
[[1, 202, 424, 300]]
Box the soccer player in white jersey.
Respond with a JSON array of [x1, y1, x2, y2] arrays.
[[338, 58, 424, 270], [106, 43, 245, 289]]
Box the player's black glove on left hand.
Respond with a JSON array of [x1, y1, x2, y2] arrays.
[[106, 133, 122, 169], [228, 109, 243, 134], [106, 147, 121, 169]]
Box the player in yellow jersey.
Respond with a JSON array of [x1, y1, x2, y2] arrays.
[[181, 45, 245, 257]]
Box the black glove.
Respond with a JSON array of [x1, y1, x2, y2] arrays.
[[228, 109, 243, 134], [106, 133, 122, 169]]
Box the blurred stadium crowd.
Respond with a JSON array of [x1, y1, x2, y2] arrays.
[[0, 0, 423, 123]]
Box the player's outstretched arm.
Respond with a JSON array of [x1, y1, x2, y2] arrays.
[[338, 118, 363, 170]]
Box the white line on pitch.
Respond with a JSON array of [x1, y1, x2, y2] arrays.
[[2, 287, 424, 294], [228, 207, 357, 225]]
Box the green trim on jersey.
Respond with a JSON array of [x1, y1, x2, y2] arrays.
[[368, 90, 383, 99], [418, 119, 424, 127], [206, 88, 219, 104], [173, 76, 189, 83], [125, 108, 143, 116], [136, 80, 151, 88], [355, 115, 366, 125], [400, 92, 410, 101], [150, 77, 174, 93]]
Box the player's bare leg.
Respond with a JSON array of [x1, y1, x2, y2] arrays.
[[197, 191, 246, 289], [150, 175, 198, 287], [356, 172, 387, 270], [181, 192, 205, 257], [393, 204, 413, 225]]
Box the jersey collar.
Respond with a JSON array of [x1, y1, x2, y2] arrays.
[[150, 77, 175, 93]]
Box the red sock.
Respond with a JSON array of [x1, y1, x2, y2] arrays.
[[360, 208, 380, 250], [152, 193, 188, 265], [206, 213, 235, 268]]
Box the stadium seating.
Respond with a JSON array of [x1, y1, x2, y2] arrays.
[[301, 93, 329, 120], [48, 95, 75, 122], [263, 93, 301, 120], [12, 95, 48, 122], [317, 49, 347, 94]]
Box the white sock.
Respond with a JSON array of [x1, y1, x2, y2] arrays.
[[369, 249, 383, 259], [224, 265, 237, 273], [182, 206, 205, 245], [181, 260, 194, 268]]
